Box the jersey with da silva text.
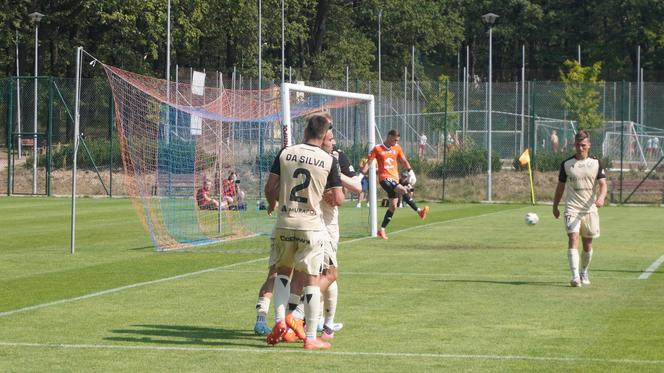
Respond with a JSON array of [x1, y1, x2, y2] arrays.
[[270, 143, 342, 231], [321, 149, 356, 226], [558, 155, 606, 214]]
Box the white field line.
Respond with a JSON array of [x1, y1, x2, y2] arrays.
[[214, 269, 640, 281], [638, 254, 664, 280], [0, 341, 663, 365], [0, 207, 516, 318], [0, 257, 267, 319]]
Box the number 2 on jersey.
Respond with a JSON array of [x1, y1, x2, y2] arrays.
[[289, 168, 311, 203]]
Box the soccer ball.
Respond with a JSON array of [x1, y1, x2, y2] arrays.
[[525, 212, 539, 225]]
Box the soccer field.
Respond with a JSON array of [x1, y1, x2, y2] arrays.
[[0, 198, 663, 371]]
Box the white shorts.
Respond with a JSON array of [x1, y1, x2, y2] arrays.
[[269, 228, 326, 275], [323, 225, 339, 270], [564, 210, 600, 238]]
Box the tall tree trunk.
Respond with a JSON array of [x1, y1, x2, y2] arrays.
[[308, 0, 330, 80], [309, 0, 330, 56]]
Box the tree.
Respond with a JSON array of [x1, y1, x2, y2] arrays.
[[560, 59, 603, 129], [424, 74, 458, 133]]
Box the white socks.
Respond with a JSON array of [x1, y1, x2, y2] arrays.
[[324, 281, 338, 327], [273, 275, 290, 323], [255, 296, 270, 323], [303, 285, 321, 339], [568, 248, 580, 279], [581, 249, 593, 274]]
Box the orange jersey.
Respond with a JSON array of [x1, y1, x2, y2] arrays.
[[367, 144, 405, 181]]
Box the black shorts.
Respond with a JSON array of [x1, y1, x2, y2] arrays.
[[379, 178, 399, 199]]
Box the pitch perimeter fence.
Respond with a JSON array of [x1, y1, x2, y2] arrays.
[[1, 76, 663, 204]]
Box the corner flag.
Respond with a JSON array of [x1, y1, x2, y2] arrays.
[[519, 148, 536, 205], [518, 149, 530, 166]]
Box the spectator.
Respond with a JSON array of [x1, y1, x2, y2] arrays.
[[222, 171, 245, 202], [418, 134, 428, 158], [550, 130, 560, 153], [197, 180, 231, 210]]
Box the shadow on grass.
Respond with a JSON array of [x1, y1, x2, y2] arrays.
[[592, 268, 645, 274], [436, 279, 567, 287], [127, 245, 155, 251], [105, 324, 268, 348]]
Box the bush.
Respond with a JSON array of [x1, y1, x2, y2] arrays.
[[408, 157, 438, 178], [337, 143, 368, 168], [428, 148, 502, 178], [255, 148, 280, 173], [26, 137, 123, 170]]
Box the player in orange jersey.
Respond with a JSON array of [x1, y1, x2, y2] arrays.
[[361, 129, 428, 239]]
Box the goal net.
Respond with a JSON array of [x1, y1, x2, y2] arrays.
[[103, 65, 375, 251], [602, 122, 664, 169]]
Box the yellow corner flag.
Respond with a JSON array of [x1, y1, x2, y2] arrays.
[[519, 148, 536, 205], [518, 148, 531, 166]]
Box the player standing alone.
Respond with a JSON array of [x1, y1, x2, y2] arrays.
[[361, 129, 428, 240], [552, 130, 607, 287], [263, 112, 344, 349]]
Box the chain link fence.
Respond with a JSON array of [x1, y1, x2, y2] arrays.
[[2, 75, 663, 203]]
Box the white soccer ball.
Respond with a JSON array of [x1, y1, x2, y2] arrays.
[[525, 212, 539, 225]]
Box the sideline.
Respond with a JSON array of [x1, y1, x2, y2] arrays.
[[0, 341, 662, 366], [638, 254, 664, 280], [214, 269, 640, 281], [0, 206, 520, 318]]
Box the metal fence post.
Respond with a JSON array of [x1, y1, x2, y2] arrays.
[[108, 92, 114, 197], [442, 79, 448, 202], [47, 77, 54, 196], [619, 80, 625, 204], [6, 78, 14, 196], [529, 80, 537, 174]]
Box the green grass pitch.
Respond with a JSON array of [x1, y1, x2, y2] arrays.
[[0, 197, 663, 371]]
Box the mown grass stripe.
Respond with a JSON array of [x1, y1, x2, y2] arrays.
[[0, 205, 518, 318]]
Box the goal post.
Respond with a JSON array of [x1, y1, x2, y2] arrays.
[[280, 82, 378, 237]]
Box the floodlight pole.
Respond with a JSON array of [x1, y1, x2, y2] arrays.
[[29, 12, 44, 195], [482, 12, 498, 202], [378, 9, 382, 128], [166, 0, 171, 144], [281, 0, 285, 83], [520, 44, 525, 151]]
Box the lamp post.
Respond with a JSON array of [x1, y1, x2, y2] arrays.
[[482, 12, 498, 202], [29, 11, 44, 195], [378, 9, 382, 130]]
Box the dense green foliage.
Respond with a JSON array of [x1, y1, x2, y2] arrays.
[[2, 1, 664, 81], [560, 60, 604, 129], [25, 137, 121, 170]]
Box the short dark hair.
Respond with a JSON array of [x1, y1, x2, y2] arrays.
[[304, 112, 332, 140], [575, 130, 590, 143], [388, 129, 400, 137]]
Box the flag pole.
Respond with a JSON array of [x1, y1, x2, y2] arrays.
[[527, 160, 535, 205], [519, 148, 536, 205]]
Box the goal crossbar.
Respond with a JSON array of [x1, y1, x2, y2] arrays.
[[280, 83, 378, 237]]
